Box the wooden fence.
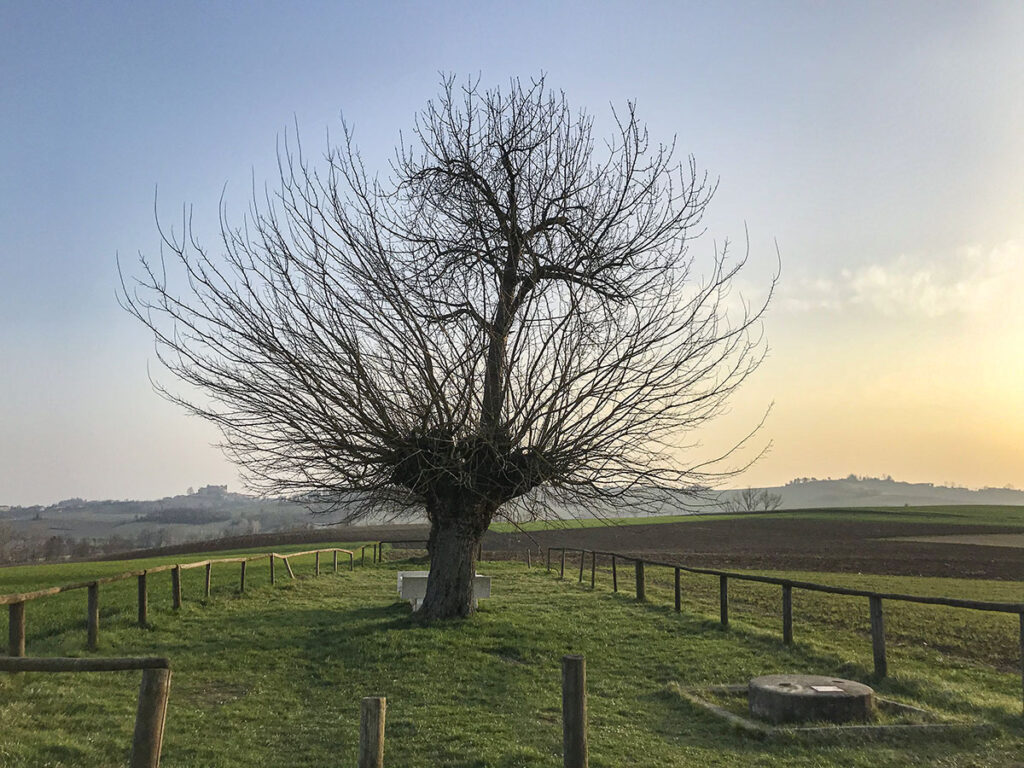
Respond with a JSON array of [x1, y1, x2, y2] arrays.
[[0, 655, 172, 768], [546, 546, 1024, 713], [0, 649, 587, 768], [1, 547, 355, 658]]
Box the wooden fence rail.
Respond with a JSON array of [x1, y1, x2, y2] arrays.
[[1, 548, 357, 658], [546, 546, 1024, 713], [0, 656, 172, 768]]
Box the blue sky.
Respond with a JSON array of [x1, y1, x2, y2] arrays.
[[2, 1, 1022, 505]]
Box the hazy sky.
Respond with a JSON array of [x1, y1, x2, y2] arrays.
[[2, 1, 1021, 506]]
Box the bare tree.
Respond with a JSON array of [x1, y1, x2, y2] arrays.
[[720, 487, 783, 513], [121, 76, 772, 620], [0, 521, 11, 564]]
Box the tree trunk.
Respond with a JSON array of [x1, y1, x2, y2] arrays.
[[418, 517, 482, 621]]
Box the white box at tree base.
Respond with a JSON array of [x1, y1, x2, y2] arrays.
[[397, 570, 492, 611]]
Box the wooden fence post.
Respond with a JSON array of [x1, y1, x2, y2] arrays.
[[138, 574, 148, 627], [674, 568, 681, 612], [612, 555, 617, 592], [8, 602, 25, 657], [560, 549, 566, 579], [782, 585, 793, 645], [562, 655, 588, 768], [719, 576, 729, 627], [333, 550, 339, 573], [87, 583, 99, 650], [239, 561, 247, 593], [578, 550, 585, 583], [546, 548, 551, 572], [129, 667, 172, 768], [284, 557, 296, 579], [477, 542, 483, 561], [635, 560, 645, 602], [1018, 612, 1023, 715], [869, 596, 887, 677], [349, 552, 354, 571], [526, 549, 532, 568], [590, 551, 596, 589], [315, 552, 320, 577], [204, 563, 212, 599], [358, 696, 387, 768], [270, 554, 276, 585], [171, 567, 181, 610], [362, 547, 366, 566]]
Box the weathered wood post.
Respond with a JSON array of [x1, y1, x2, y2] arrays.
[[129, 666, 172, 768], [8, 602, 26, 657], [374, 544, 379, 564], [87, 583, 99, 650], [546, 548, 552, 572], [719, 576, 729, 627], [526, 549, 532, 568], [1018, 612, 1024, 714], [171, 567, 182, 610], [782, 584, 793, 645], [358, 696, 387, 768], [270, 554, 276, 585], [315, 552, 320, 577], [590, 551, 596, 589], [239, 561, 247, 593], [137, 573, 148, 627], [560, 549, 566, 579], [333, 550, 339, 573], [477, 542, 483, 561], [284, 557, 296, 579], [612, 555, 617, 592], [635, 560, 645, 602], [204, 563, 212, 599], [349, 552, 354, 571], [362, 547, 366, 566], [674, 568, 681, 612], [869, 596, 887, 677], [562, 655, 588, 768], [578, 550, 585, 583]]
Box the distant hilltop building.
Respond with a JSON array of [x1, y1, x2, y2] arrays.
[[194, 485, 228, 497]]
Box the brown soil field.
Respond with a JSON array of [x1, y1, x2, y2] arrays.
[[481, 517, 1024, 581], [886, 533, 1024, 549], [108, 514, 1024, 582]]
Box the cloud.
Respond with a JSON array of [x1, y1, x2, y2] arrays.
[[782, 240, 1023, 318]]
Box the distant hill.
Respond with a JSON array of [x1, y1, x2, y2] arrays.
[[0, 485, 358, 563], [3, 475, 1022, 565], [762, 476, 1024, 509]]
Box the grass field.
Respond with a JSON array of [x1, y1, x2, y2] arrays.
[[2, 546, 1023, 767]]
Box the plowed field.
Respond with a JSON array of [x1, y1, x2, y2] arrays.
[[483, 516, 1024, 580]]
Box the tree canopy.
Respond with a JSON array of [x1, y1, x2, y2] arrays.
[[122, 76, 772, 618]]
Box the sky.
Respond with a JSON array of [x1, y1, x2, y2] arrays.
[[1, 1, 1021, 506]]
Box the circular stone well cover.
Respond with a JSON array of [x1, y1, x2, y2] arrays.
[[748, 674, 875, 724]]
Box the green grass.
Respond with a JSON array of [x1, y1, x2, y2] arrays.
[[1, 552, 1023, 766], [0, 541, 372, 596], [491, 504, 1024, 532]]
